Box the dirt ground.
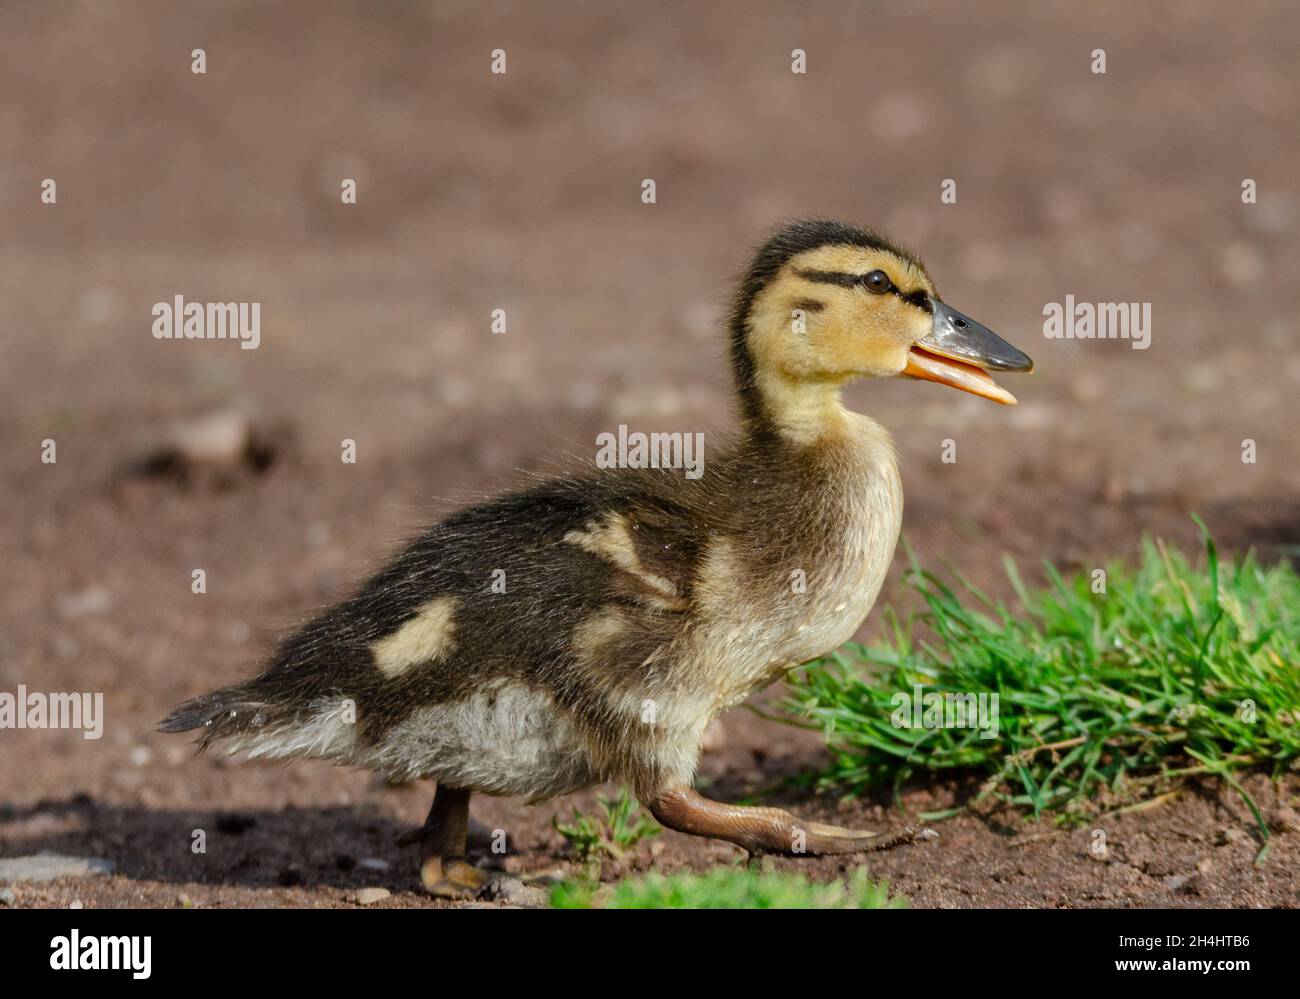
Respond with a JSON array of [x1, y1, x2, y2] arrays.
[[2, 1, 1298, 909]]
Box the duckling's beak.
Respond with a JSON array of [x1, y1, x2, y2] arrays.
[[904, 301, 1034, 405]]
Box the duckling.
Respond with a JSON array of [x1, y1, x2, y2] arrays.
[[161, 218, 1033, 897]]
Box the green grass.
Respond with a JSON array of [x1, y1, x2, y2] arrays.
[[783, 522, 1300, 856], [553, 787, 660, 865], [551, 867, 906, 909]]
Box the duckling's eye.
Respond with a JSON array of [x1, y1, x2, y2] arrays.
[[862, 270, 891, 295]]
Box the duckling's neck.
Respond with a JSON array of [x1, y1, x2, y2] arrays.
[[746, 368, 858, 448]]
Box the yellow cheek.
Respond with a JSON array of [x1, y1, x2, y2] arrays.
[[904, 308, 933, 341], [815, 303, 907, 373]]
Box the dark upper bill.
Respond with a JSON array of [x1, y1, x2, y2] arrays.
[[903, 301, 1034, 405]]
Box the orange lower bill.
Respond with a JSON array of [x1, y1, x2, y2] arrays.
[[903, 346, 1017, 405]]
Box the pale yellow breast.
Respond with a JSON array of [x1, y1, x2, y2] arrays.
[[688, 414, 903, 709], [783, 457, 902, 664]]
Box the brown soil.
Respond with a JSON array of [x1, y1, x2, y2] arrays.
[[2, 0, 1298, 909]]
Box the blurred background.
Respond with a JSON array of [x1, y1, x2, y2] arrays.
[[0, 0, 1296, 905]]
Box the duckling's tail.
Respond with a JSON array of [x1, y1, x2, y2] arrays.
[[158, 683, 273, 747], [161, 681, 357, 764]]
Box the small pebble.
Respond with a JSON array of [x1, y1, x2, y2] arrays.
[[358, 857, 390, 872], [349, 887, 390, 906], [0, 888, 16, 906], [170, 409, 252, 468], [1215, 827, 1247, 846], [0, 853, 114, 882], [57, 587, 111, 619], [479, 876, 547, 907]]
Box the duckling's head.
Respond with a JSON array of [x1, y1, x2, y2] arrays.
[[730, 218, 1032, 440]]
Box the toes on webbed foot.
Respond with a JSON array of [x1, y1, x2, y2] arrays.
[[806, 820, 880, 839], [420, 856, 490, 899], [798, 822, 937, 855]]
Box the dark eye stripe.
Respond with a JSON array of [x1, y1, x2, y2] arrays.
[[794, 268, 862, 289], [900, 288, 934, 314], [794, 268, 933, 313]]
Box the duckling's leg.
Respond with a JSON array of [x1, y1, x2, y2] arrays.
[[646, 787, 932, 856], [397, 785, 489, 898]]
